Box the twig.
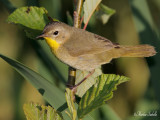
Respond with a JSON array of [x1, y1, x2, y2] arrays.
[[74, 0, 83, 28], [67, 0, 83, 87]]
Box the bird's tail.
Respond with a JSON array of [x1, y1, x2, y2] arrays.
[[118, 45, 156, 57], [95, 44, 156, 65]]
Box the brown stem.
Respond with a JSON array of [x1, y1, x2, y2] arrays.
[[67, 67, 76, 87], [74, 0, 83, 28], [67, 0, 83, 87]]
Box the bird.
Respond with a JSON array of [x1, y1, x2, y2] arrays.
[[37, 21, 156, 72]]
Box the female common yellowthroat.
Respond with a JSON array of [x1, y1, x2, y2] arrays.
[[37, 21, 156, 71]]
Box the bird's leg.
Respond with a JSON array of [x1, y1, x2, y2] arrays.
[[69, 70, 95, 90]]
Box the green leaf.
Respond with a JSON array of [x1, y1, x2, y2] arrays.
[[75, 68, 102, 97], [0, 54, 96, 120], [7, 6, 51, 39], [23, 102, 63, 120], [83, 0, 102, 24], [65, 88, 77, 120], [0, 54, 68, 116], [7, 6, 49, 30], [6, 6, 66, 84], [77, 74, 129, 119], [96, 3, 116, 24]]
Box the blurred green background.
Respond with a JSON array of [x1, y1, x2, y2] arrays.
[[0, 0, 160, 120]]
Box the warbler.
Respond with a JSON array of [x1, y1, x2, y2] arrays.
[[37, 21, 156, 71]]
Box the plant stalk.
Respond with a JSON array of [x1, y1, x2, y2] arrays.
[[67, 0, 83, 87], [74, 0, 83, 28]]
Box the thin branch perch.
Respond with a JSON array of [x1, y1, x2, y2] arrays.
[[67, 0, 83, 87]]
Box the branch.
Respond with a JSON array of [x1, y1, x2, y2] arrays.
[[74, 0, 83, 28], [67, 0, 83, 87]]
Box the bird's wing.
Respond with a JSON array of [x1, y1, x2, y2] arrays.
[[63, 29, 117, 57]]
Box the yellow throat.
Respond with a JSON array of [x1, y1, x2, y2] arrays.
[[44, 37, 60, 53]]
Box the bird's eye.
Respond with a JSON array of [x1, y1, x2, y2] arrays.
[[53, 31, 59, 36]]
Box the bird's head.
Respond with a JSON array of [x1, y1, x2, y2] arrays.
[[37, 21, 71, 51]]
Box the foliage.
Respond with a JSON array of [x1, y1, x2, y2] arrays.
[[23, 102, 63, 120], [7, 6, 49, 30], [83, 0, 102, 24], [75, 68, 102, 97], [0, 0, 133, 120], [65, 88, 77, 120], [0, 54, 128, 120], [0, 54, 66, 109], [78, 74, 129, 119], [7, 6, 49, 39], [96, 3, 116, 24]]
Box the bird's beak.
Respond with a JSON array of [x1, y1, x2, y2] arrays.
[[36, 34, 48, 39]]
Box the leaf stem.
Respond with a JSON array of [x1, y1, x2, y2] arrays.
[[83, 19, 89, 30]]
